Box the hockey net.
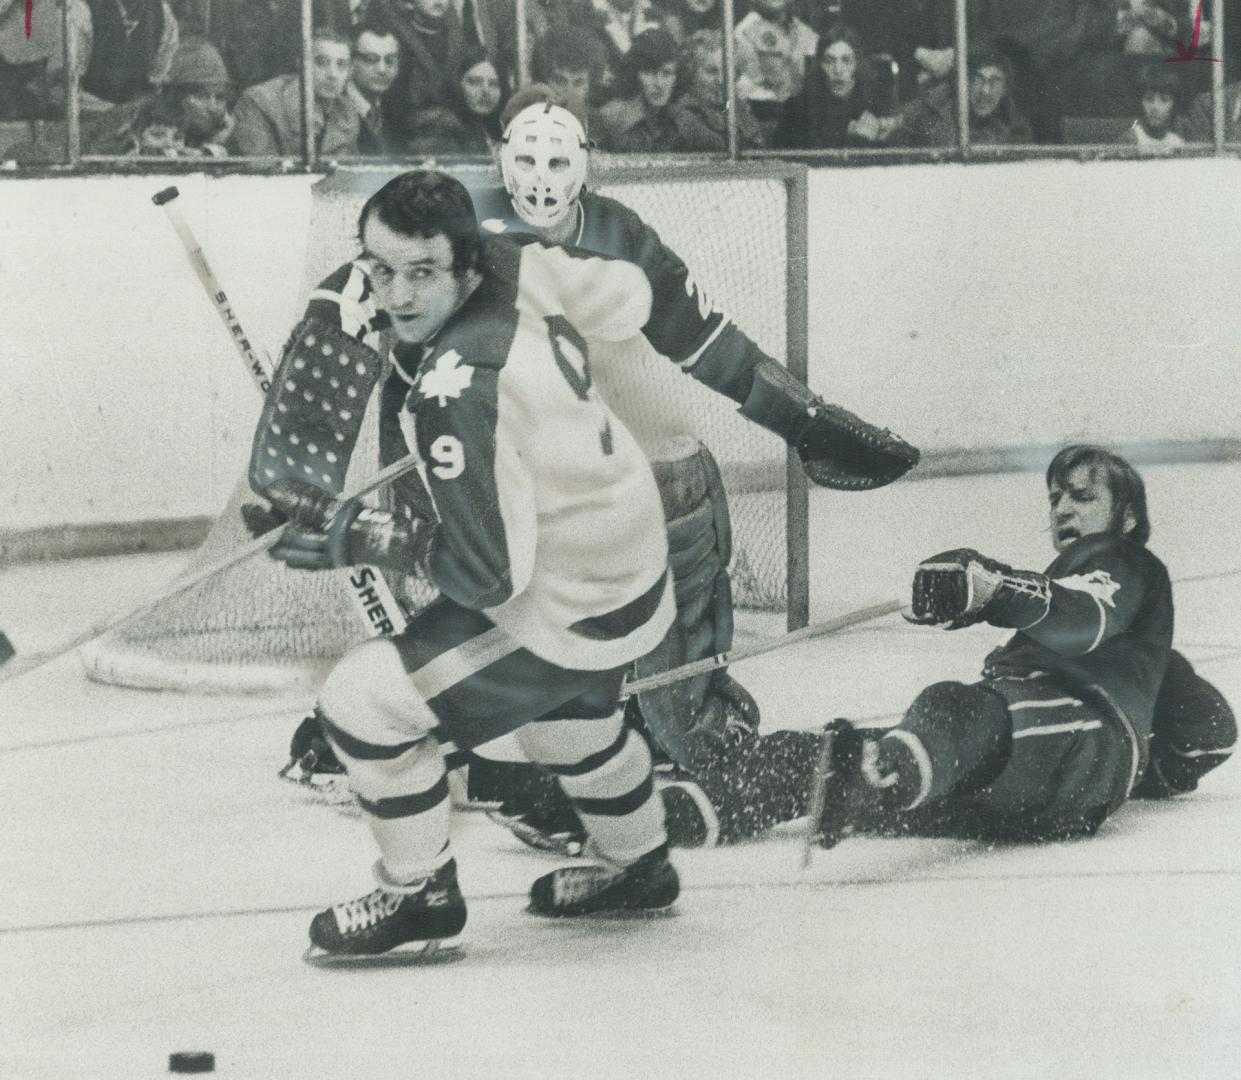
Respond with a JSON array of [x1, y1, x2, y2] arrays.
[[80, 163, 807, 693]]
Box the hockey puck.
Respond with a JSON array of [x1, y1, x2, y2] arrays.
[[168, 1051, 214, 1073]]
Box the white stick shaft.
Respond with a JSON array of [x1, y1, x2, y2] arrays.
[[154, 188, 272, 391], [621, 598, 903, 698], [0, 455, 424, 688], [153, 186, 408, 638]]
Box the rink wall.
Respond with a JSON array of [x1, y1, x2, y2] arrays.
[[1, 157, 1239, 552]]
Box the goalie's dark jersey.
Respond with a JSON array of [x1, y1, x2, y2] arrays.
[[983, 533, 1174, 785], [470, 185, 768, 405]]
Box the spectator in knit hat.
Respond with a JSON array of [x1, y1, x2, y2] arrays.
[[63, 36, 232, 157], [598, 28, 681, 151], [158, 37, 234, 150]]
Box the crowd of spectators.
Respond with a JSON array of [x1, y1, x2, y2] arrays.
[[0, 0, 1236, 160]]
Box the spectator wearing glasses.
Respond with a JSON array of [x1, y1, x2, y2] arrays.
[[895, 43, 1032, 147], [349, 21, 401, 155]]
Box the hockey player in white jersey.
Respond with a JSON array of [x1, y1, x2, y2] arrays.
[[252, 171, 695, 959], [280, 86, 919, 827]]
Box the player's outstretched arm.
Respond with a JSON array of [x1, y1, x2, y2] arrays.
[[607, 200, 918, 491], [739, 360, 919, 491], [907, 541, 1159, 657]]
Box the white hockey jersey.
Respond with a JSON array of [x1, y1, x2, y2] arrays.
[[402, 236, 675, 671]]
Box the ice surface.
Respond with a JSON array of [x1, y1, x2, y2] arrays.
[[1, 466, 1238, 1079]]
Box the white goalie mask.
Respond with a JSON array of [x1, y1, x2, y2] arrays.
[[500, 104, 589, 230]]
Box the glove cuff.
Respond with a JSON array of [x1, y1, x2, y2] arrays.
[[737, 358, 817, 446]]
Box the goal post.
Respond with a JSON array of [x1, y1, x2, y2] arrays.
[[79, 161, 810, 692]]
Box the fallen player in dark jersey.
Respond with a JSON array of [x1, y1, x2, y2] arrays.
[[475, 444, 1235, 851]]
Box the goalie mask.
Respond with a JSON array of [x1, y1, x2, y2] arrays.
[[500, 103, 589, 230]]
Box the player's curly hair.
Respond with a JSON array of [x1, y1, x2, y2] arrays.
[[1046, 444, 1151, 546], [358, 171, 481, 276]]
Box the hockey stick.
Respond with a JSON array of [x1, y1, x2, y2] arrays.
[[152, 185, 409, 641], [151, 186, 272, 393], [620, 598, 904, 698], [0, 454, 423, 689]]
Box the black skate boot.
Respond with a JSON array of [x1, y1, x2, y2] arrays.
[[808, 718, 880, 850], [305, 859, 467, 966], [528, 844, 680, 917]]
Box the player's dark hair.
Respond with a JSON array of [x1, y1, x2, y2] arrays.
[[358, 171, 481, 276], [1046, 444, 1151, 546]]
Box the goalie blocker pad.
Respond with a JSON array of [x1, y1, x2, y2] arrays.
[[630, 437, 759, 770], [250, 318, 384, 499]]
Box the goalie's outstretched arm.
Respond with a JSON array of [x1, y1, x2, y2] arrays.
[[604, 198, 919, 492]]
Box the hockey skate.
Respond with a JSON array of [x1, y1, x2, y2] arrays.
[[528, 844, 680, 917], [806, 718, 877, 852], [304, 859, 467, 967]]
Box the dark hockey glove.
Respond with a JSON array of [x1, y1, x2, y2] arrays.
[[240, 500, 288, 539], [739, 359, 919, 491], [264, 478, 430, 574], [908, 548, 1050, 630]]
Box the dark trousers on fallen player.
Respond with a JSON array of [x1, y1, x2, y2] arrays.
[[867, 674, 1139, 840], [316, 596, 667, 884]]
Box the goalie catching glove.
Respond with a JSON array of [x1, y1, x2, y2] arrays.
[[255, 478, 432, 574], [739, 359, 919, 491], [908, 548, 1051, 630]]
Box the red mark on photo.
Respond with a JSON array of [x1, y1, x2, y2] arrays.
[[26, 0, 33, 38], [1167, 1, 1220, 63]]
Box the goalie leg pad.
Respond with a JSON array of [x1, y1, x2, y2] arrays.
[[250, 318, 384, 498], [632, 438, 759, 769]]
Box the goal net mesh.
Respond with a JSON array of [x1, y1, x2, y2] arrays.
[[80, 165, 800, 692]]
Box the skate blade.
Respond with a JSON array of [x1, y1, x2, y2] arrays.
[[302, 937, 464, 969], [526, 903, 680, 922]]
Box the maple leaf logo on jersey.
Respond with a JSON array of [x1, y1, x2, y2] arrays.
[[420, 350, 473, 406], [1054, 569, 1121, 608]]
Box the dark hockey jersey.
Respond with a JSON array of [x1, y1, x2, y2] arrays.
[[470, 186, 769, 405], [983, 533, 1174, 785]]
